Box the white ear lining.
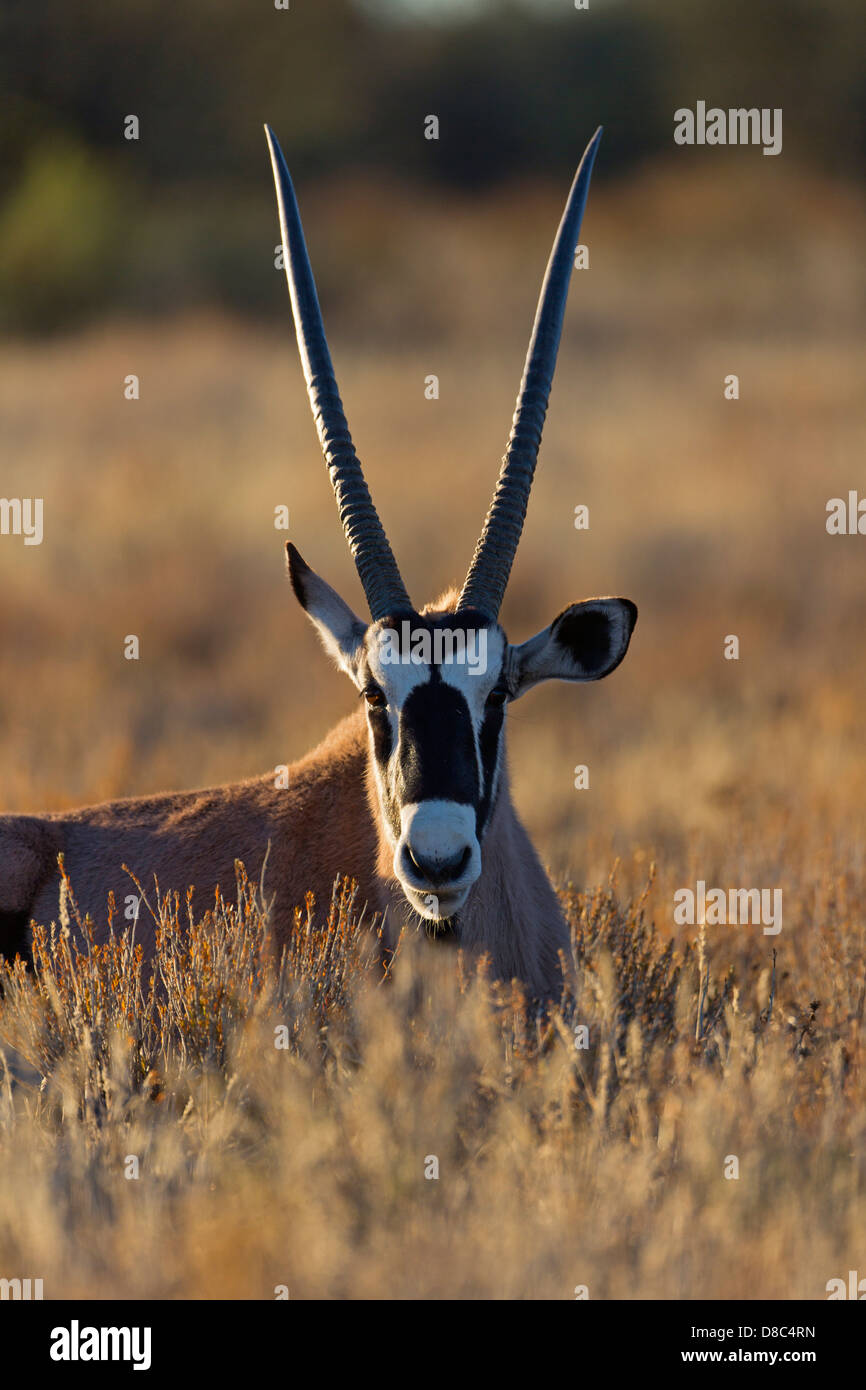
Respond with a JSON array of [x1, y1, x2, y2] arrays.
[[288, 552, 367, 681], [509, 599, 636, 697]]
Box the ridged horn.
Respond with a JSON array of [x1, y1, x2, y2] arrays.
[[457, 127, 602, 618], [265, 125, 412, 619]]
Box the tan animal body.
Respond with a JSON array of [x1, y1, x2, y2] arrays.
[[0, 127, 636, 1000]]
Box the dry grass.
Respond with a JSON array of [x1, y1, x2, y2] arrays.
[[1, 161, 865, 1297], [0, 864, 863, 1299]]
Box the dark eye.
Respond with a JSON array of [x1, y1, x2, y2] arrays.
[[486, 685, 509, 709], [363, 685, 387, 709]]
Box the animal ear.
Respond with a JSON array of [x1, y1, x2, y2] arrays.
[[509, 598, 637, 699], [286, 542, 367, 681]]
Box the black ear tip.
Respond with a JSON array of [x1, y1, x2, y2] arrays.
[[623, 599, 638, 634], [285, 542, 310, 608]]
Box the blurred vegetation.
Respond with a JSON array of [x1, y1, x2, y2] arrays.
[[0, 0, 863, 329]]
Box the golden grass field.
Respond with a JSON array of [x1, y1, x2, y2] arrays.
[[1, 159, 865, 1298]]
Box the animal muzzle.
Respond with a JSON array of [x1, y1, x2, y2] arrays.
[[395, 801, 481, 920]]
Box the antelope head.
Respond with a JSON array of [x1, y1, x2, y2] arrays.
[[266, 126, 636, 924]]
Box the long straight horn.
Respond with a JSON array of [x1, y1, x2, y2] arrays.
[[457, 128, 603, 619], [265, 125, 411, 620]]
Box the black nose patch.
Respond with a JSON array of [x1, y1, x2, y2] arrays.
[[397, 682, 478, 806]]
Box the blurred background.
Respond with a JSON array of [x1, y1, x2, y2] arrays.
[[2, 0, 865, 331], [1, 0, 865, 922]]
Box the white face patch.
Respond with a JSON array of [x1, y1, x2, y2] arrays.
[[364, 622, 505, 710], [364, 633, 431, 704], [436, 627, 506, 709]]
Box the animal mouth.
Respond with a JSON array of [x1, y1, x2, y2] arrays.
[[402, 882, 469, 922]]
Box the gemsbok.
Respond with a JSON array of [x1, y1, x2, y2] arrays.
[[0, 126, 636, 1000]]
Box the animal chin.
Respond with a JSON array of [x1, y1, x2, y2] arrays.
[[402, 883, 467, 923], [425, 918, 461, 946]]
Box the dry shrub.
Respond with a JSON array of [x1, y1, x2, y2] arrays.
[[0, 860, 862, 1300]]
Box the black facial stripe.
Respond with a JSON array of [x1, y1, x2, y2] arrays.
[[476, 703, 504, 834], [397, 682, 479, 806], [367, 705, 392, 765], [379, 612, 493, 639], [363, 614, 508, 844]]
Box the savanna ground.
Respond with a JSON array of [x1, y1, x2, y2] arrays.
[[0, 158, 864, 1298]]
